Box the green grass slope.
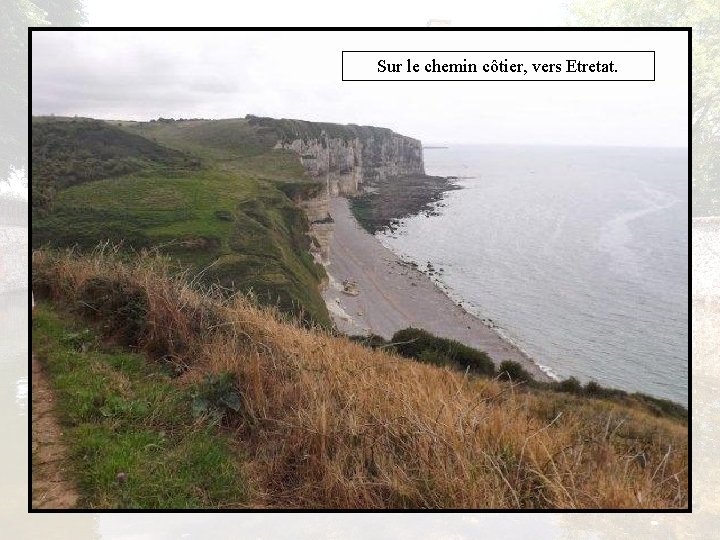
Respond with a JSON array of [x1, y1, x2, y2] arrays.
[[33, 303, 248, 508], [31, 117, 329, 326], [32, 117, 198, 213]]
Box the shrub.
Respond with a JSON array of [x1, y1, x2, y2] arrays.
[[391, 328, 434, 358], [77, 276, 149, 346], [542, 378, 688, 422], [584, 380, 602, 395], [629, 392, 688, 421], [556, 376, 583, 394], [391, 327, 495, 376], [498, 360, 532, 383], [418, 348, 451, 366]]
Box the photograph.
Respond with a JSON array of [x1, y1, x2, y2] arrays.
[[28, 28, 689, 510]]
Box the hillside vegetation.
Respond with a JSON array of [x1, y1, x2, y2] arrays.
[[32, 304, 248, 508], [31, 117, 329, 326], [32, 117, 198, 213], [352, 330, 687, 422], [32, 248, 688, 509]]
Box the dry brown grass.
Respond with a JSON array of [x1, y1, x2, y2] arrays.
[[32, 247, 688, 509]]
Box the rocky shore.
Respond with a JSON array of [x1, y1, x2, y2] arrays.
[[349, 174, 460, 234]]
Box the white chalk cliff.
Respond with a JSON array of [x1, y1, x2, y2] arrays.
[[272, 125, 425, 260]]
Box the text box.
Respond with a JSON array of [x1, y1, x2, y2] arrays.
[[342, 51, 655, 81]]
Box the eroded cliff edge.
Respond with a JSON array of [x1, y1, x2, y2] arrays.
[[247, 115, 426, 259]]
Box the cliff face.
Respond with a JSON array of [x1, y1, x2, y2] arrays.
[[276, 130, 424, 197], [278, 137, 363, 197], [252, 117, 425, 260]]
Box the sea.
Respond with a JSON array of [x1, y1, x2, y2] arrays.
[[378, 145, 688, 405]]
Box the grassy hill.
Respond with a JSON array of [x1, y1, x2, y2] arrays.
[[31, 248, 688, 509], [31, 117, 329, 326], [32, 117, 197, 212]]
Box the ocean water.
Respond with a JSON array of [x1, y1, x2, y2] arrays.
[[378, 145, 688, 404]]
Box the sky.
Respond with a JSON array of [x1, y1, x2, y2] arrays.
[[31, 30, 688, 146]]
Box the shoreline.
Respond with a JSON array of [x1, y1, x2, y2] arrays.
[[322, 196, 553, 383]]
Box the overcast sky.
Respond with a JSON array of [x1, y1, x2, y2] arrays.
[[31, 30, 688, 146]]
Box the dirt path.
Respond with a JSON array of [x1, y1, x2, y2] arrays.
[[31, 354, 79, 509]]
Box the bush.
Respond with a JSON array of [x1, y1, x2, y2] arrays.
[[630, 392, 688, 421], [556, 376, 583, 394], [584, 380, 602, 395], [498, 360, 532, 383], [77, 276, 149, 346], [418, 348, 451, 366], [391, 327, 495, 376], [541, 378, 688, 422], [391, 328, 434, 358]]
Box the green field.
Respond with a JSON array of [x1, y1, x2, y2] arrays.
[[32, 117, 329, 326]]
